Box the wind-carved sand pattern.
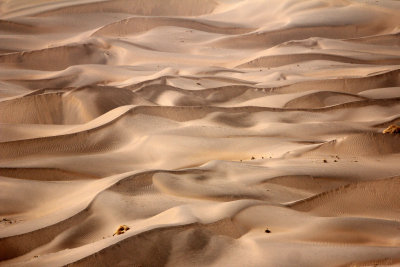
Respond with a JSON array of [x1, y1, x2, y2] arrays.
[[0, 0, 400, 266]]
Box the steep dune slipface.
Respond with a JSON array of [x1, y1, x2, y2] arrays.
[[1, 0, 400, 266]]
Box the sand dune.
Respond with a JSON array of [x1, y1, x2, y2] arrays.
[[1, 0, 400, 266]]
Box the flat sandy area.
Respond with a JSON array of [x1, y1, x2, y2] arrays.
[[1, 0, 400, 266]]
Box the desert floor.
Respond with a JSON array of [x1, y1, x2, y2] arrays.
[[1, 0, 400, 266]]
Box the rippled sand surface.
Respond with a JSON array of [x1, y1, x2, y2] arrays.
[[1, 0, 400, 266]]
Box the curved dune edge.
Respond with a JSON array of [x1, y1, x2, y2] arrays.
[[304, 132, 400, 156], [92, 16, 255, 37], [0, 0, 218, 19], [1, 0, 400, 266], [287, 176, 400, 219]]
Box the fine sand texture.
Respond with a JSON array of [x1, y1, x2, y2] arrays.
[[1, 0, 400, 266]]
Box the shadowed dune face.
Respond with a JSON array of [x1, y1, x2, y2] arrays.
[[1, 0, 400, 266]]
